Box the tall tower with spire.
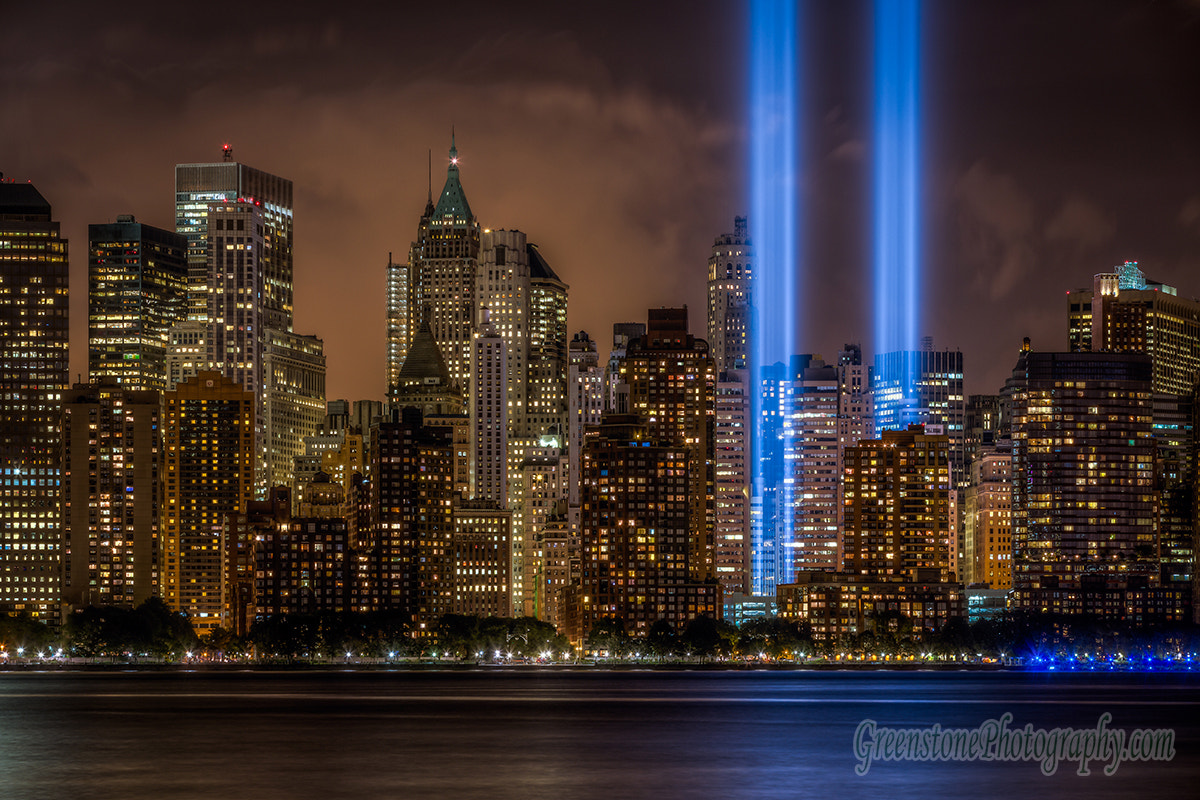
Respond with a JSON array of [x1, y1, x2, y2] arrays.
[[395, 134, 481, 402]]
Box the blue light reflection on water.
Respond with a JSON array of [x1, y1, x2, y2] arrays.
[[0, 670, 1196, 800]]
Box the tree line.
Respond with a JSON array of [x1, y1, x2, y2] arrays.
[[3, 603, 1198, 663]]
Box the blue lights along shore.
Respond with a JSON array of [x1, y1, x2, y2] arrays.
[[872, 0, 922, 360], [749, 0, 799, 596]]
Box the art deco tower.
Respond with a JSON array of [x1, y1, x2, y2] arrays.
[[401, 135, 481, 400]]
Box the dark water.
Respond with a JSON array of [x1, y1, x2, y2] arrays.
[[0, 669, 1197, 799]]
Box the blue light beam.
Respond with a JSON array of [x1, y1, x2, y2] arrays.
[[749, 0, 799, 595], [873, 0, 922, 360]]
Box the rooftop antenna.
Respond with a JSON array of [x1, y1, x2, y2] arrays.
[[427, 149, 432, 205], [222, 143, 233, 162]]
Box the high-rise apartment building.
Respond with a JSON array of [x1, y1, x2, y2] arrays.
[[475, 227, 569, 527], [713, 369, 750, 595], [618, 308, 716, 581], [842, 426, 954, 582], [962, 443, 1012, 589], [1008, 348, 1158, 613], [162, 372, 255, 631], [175, 153, 293, 327], [706, 216, 753, 374], [403, 137, 481, 401], [61, 384, 161, 610], [87, 216, 187, 392], [571, 415, 720, 644], [790, 358, 841, 575], [451, 502, 512, 618], [368, 408, 456, 635], [0, 180, 69, 619]]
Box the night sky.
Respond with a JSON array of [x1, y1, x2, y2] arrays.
[[3, 0, 1199, 401]]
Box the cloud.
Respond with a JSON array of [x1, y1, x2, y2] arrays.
[[953, 162, 1036, 299], [1180, 196, 1200, 233], [1044, 194, 1114, 248]]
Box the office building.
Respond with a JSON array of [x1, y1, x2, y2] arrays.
[[873, 341, 966, 486], [263, 329, 326, 491], [0, 179, 69, 619], [175, 152, 293, 327], [385, 251, 408, 392], [87, 216, 187, 391], [470, 308, 507, 504], [1067, 261, 1200, 395], [61, 384, 161, 609]]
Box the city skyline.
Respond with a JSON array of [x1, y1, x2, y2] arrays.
[[4, 1, 1199, 401]]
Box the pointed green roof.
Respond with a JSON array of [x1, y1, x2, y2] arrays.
[[398, 306, 452, 386], [432, 132, 473, 222]]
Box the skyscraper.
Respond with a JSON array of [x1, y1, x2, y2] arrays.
[[790, 358, 840, 575], [1008, 348, 1159, 615], [525, 243, 568, 440], [1067, 261, 1200, 395], [713, 369, 750, 594], [175, 152, 293, 328], [385, 251, 408, 392], [263, 330, 326, 491], [404, 136, 481, 400], [962, 444, 1011, 589], [61, 384, 161, 610], [87, 216, 187, 392], [0, 179, 69, 619], [618, 308, 716, 581], [706, 216, 753, 374], [567, 331, 605, 517], [873, 341, 966, 485], [471, 308, 508, 504], [162, 372, 255, 632]]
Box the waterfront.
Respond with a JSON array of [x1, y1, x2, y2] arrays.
[[0, 670, 1196, 799]]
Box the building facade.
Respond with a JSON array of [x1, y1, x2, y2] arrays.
[[175, 154, 293, 327], [61, 384, 161, 610], [0, 181, 69, 618], [87, 216, 187, 392], [162, 372, 255, 631]]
